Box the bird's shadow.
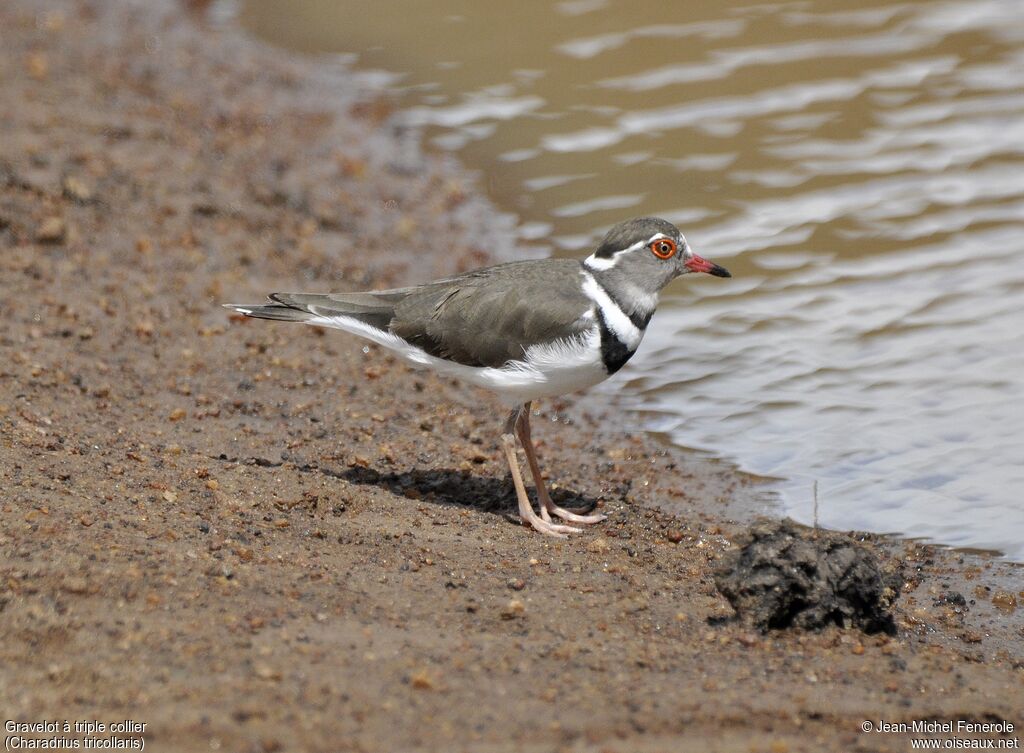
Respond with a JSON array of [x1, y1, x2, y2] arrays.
[[337, 464, 600, 517]]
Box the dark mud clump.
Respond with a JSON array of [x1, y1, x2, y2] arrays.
[[714, 519, 903, 634]]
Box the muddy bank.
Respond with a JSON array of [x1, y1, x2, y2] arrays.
[[1, 2, 1021, 752]]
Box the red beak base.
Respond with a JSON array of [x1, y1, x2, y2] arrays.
[[685, 253, 731, 278]]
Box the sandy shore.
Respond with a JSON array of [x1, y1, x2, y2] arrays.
[[1, 2, 1021, 751]]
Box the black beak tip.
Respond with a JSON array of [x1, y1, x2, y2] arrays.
[[710, 264, 731, 278]]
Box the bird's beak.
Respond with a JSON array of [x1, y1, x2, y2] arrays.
[[685, 253, 731, 278]]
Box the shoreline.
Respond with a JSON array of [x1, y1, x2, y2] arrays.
[[1, 2, 1021, 751]]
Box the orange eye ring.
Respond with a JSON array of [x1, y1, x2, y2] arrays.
[[650, 238, 677, 259]]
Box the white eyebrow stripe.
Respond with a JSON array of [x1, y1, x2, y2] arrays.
[[580, 271, 644, 350], [583, 237, 648, 271], [582, 232, 674, 271], [582, 254, 618, 271]]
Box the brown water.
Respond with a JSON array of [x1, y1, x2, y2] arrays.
[[239, 0, 1024, 559]]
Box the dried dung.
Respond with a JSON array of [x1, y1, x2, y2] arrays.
[[714, 519, 902, 633]]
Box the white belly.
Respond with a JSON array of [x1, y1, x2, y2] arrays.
[[304, 314, 616, 405], [471, 328, 611, 404]]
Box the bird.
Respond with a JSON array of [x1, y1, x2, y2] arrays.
[[225, 217, 730, 538]]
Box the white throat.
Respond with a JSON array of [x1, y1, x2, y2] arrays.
[[580, 271, 645, 350]]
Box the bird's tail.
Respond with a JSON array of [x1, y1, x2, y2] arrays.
[[224, 291, 407, 330], [223, 300, 315, 322]]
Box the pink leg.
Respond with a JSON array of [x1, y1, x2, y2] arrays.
[[501, 408, 579, 538], [515, 403, 606, 525]]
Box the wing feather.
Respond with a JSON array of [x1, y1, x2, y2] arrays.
[[391, 259, 593, 368], [228, 259, 594, 369]]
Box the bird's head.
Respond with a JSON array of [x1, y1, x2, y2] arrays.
[[583, 217, 730, 297], [580, 217, 730, 323]]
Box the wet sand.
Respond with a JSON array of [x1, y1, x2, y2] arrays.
[[1, 2, 1021, 752]]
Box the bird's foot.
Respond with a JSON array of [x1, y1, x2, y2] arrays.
[[537, 491, 606, 524], [502, 431, 580, 538], [542, 502, 607, 525], [513, 406, 606, 528], [520, 508, 581, 538]]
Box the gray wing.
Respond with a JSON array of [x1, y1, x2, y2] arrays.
[[226, 259, 594, 369], [391, 259, 594, 368], [264, 288, 415, 330], [227, 286, 420, 329]]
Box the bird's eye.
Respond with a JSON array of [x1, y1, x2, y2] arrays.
[[650, 238, 677, 259]]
